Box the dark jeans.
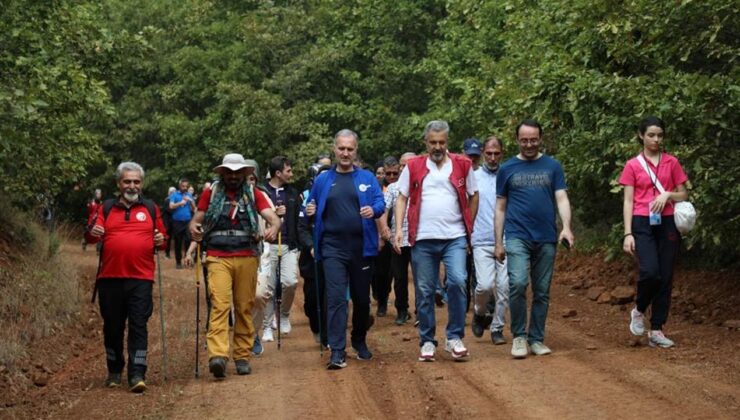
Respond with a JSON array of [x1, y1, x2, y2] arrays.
[[322, 251, 372, 352], [97, 278, 153, 378], [390, 246, 411, 312], [303, 265, 327, 346], [172, 220, 191, 264], [372, 242, 393, 307], [633, 215, 680, 330]]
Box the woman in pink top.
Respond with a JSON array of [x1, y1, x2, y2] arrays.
[[619, 116, 689, 348]]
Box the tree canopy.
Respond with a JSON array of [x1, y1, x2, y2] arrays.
[[1, 0, 738, 262]]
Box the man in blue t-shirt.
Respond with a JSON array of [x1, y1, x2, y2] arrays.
[[494, 119, 574, 359], [169, 178, 196, 268]]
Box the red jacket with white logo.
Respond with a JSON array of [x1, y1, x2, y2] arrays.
[[87, 200, 168, 281], [405, 153, 474, 246]]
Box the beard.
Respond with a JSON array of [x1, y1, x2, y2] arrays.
[[123, 190, 139, 202], [430, 150, 445, 163], [485, 162, 499, 171]]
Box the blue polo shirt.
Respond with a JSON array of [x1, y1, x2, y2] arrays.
[[169, 191, 194, 222]]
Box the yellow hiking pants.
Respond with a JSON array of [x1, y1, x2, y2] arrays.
[[205, 256, 257, 361]]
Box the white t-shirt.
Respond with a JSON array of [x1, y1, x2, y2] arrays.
[[397, 156, 478, 241]]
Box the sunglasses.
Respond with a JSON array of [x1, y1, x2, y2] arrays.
[[385, 171, 399, 176]]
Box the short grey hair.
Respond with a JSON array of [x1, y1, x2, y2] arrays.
[[115, 161, 145, 181], [334, 129, 359, 144], [423, 120, 450, 139], [400, 152, 416, 160]]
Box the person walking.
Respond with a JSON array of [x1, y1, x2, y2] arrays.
[[162, 186, 176, 258], [384, 152, 415, 325], [261, 156, 301, 340], [306, 129, 385, 369], [394, 120, 479, 362], [620, 116, 689, 348], [471, 136, 509, 345], [372, 156, 401, 318], [169, 179, 196, 268], [189, 154, 280, 379], [86, 162, 167, 393], [494, 119, 574, 359]]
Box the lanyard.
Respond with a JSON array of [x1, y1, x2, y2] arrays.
[[641, 152, 661, 195]]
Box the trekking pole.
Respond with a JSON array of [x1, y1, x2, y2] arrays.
[[194, 242, 201, 378], [276, 231, 283, 350], [156, 249, 168, 382]]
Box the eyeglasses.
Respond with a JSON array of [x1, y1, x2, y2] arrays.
[[385, 171, 399, 176], [517, 138, 540, 146]]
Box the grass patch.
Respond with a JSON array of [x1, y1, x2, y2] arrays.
[[0, 203, 80, 370]]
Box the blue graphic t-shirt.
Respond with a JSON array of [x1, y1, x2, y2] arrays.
[[496, 155, 566, 243]]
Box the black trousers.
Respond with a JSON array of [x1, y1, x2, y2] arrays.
[[98, 278, 153, 378], [172, 220, 190, 264], [372, 242, 393, 307], [303, 264, 327, 346], [633, 215, 681, 330], [390, 246, 411, 312], [323, 250, 372, 352]]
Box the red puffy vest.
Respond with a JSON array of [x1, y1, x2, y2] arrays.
[[405, 153, 474, 246]]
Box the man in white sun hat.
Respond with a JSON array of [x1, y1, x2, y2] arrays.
[[190, 153, 281, 379]]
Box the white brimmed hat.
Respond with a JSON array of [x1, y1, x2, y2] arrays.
[[213, 153, 255, 173]]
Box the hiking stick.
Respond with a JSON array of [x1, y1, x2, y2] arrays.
[[156, 250, 168, 382], [194, 243, 201, 378], [276, 231, 283, 350]]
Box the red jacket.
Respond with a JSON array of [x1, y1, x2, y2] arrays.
[[406, 153, 474, 246], [87, 200, 168, 281]]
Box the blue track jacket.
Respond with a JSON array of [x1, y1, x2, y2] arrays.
[[307, 166, 385, 262]]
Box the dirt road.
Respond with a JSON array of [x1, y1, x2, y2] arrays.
[[4, 243, 739, 419]]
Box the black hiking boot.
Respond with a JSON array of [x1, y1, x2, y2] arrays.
[[128, 374, 146, 393], [105, 372, 122, 388], [472, 314, 486, 338], [209, 357, 227, 379], [394, 310, 410, 325], [235, 359, 252, 375]]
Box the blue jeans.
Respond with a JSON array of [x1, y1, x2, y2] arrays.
[[506, 239, 556, 344], [411, 237, 467, 347]]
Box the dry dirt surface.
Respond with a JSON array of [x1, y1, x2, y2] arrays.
[[2, 242, 739, 419]]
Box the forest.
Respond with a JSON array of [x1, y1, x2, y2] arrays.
[[1, 0, 738, 262]]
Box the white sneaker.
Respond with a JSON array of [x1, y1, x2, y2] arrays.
[[271, 315, 277, 330], [648, 330, 675, 348], [529, 341, 552, 356], [511, 337, 528, 359], [279, 316, 292, 335], [418, 341, 435, 362], [262, 328, 274, 342], [444, 338, 469, 360], [630, 307, 645, 336]]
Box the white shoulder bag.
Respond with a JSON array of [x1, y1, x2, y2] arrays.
[[636, 154, 696, 234]]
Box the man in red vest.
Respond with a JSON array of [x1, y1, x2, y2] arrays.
[[393, 120, 479, 362]]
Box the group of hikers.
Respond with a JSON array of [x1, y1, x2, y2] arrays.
[[84, 116, 690, 392]]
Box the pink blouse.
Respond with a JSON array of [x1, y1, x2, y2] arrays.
[[619, 153, 688, 217]]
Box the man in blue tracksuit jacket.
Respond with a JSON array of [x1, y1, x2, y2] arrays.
[[306, 129, 385, 370]]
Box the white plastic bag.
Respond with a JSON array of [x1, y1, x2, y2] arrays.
[[673, 201, 696, 234]]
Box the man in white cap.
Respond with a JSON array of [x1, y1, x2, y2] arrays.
[[190, 153, 281, 379]]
